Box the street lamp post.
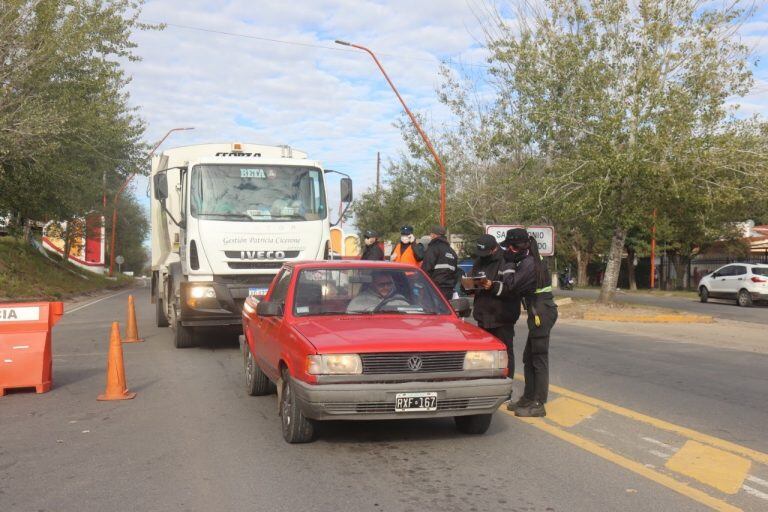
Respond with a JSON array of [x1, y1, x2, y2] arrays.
[[335, 40, 447, 226], [109, 127, 194, 276]]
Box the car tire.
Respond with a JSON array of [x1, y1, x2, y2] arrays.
[[245, 349, 274, 396], [699, 286, 709, 303], [737, 289, 753, 307], [156, 297, 169, 327], [280, 368, 315, 443], [454, 413, 493, 435]]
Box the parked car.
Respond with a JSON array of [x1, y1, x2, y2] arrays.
[[240, 260, 513, 443], [698, 263, 768, 307]]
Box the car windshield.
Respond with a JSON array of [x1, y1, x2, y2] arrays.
[[293, 267, 452, 316], [753, 267, 768, 276], [190, 164, 326, 221]]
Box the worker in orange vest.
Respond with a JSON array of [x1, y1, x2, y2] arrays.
[[390, 225, 424, 266]]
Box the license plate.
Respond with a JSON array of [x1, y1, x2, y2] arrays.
[[395, 392, 437, 412], [249, 287, 268, 297]]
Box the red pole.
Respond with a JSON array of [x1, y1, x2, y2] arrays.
[[650, 209, 657, 289], [109, 127, 194, 276], [335, 40, 446, 226]]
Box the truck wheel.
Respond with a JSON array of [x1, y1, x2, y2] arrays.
[[245, 349, 274, 396], [699, 286, 709, 303], [280, 369, 315, 443], [737, 289, 753, 307], [173, 322, 195, 348], [156, 298, 169, 327], [454, 414, 493, 435]]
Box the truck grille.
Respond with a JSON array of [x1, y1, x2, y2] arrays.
[[324, 397, 500, 414], [227, 262, 284, 270], [360, 352, 466, 374]]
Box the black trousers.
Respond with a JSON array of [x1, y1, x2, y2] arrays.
[[439, 287, 454, 301], [522, 297, 558, 403], [484, 324, 515, 377]]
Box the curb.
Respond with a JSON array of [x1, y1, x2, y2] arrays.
[[582, 313, 714, 324]]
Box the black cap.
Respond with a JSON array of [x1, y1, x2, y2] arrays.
[[500, 227, 529, 247], [475, 234, 498, 256], [363, 229, 378, 238], [400, 225, 414, 235], [430, 225, 446, 236]]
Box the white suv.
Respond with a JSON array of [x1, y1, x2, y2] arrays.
[[698, 263, 768, 307]]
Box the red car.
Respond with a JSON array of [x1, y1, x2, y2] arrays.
[[240, 260, 513, 443]]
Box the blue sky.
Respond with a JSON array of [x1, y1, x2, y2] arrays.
[[124, 0, 768, 217]]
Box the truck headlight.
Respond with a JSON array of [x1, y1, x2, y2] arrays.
[[189, 286, 216, 299], [463, 350, 507, 370], [307, 354, 363, 375]]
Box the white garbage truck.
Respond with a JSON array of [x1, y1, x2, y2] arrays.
[[150, 143, 352, 347]]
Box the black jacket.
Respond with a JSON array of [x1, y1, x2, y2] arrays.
[[468, 250, 521, 329], [492, 252, 552, 301], [360, 242, 384, 261], [421, 236, 459, 289]]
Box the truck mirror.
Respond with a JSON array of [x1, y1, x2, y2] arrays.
[[153, 173, 168, 200], [340, 177, 353, 203], [256, 301, 283, 317]]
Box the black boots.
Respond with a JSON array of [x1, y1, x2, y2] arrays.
[[514, 401, 546, 417], [506, 396, 534, 411]]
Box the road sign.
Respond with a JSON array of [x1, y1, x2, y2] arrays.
[[485, 224, 556, 256], [115, 255, 124, 265]]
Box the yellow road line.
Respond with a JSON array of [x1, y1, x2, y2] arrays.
[[545, 397, 599, 428], [502, 410, 742, 512], [513, 374, 768, 466], [666, 441, 752, 495]]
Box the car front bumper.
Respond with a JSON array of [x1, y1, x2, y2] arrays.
[[292, 378, 513, 421]]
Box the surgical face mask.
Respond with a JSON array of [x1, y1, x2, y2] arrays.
[[400, 235, 410, 244], [365, 238, 376, 246]]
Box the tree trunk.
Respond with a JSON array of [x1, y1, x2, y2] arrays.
[[22, 218, 31, 242], [626, 246, 637, 291], [62, 221, 72, 262], [598, 226, 626, 303], [575, 250, 590, 287], [671, 252, 689, 290]]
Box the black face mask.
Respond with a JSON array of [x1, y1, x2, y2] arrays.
[[506, 249, 527, 263]]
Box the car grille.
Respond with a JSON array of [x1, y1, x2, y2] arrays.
[[360, 352, 466, 374], [324, 397, 500, 414], [227, 262, 284, 270]]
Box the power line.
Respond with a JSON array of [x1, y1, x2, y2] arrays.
[[140, 20, 493, 69]]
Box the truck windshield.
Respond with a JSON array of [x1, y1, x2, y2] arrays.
[[190, 164, 327, 221]]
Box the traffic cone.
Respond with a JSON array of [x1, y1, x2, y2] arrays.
[[97, 322, 136, 401], [123, 295, 144, 343]]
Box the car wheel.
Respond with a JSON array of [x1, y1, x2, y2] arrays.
[[245, 349, 274, 396], [454, 413, 493, 435], [156, 297, 169, 327], [280, 368, 315, 443], [737, 289, 753, 307], [699, 286, 709, 303]]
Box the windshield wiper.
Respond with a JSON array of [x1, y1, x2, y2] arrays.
[[199, 212, 253, 220]]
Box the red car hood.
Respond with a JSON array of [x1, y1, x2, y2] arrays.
[[292, 315, 504, 354]]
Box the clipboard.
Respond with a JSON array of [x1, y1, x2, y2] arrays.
[[461, 275, 485, 290]]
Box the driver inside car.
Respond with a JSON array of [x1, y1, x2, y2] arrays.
[[346, 272, 409, 313]]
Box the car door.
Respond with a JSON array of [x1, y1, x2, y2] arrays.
[[708, 265, 732, 296], [256, 269, 292, 379], [725, 265, 748, 298]]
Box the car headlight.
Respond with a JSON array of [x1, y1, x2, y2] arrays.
[[307, 354, 363, 375], [463, 350, 507, 370], [189, 286, 216, 299]]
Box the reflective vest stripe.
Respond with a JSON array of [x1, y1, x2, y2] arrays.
[[535, 285, 553, 294], [434, 263, 456, 271]]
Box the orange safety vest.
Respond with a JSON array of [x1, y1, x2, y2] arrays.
[[391, 243, 418, 266]]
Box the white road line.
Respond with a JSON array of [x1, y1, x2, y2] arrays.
[[65, 289, 131, 315], [743, 484, 768, 501], [642, 437, 679, 452], [649, 450, 673, 459], [747, 475, 768, 488]]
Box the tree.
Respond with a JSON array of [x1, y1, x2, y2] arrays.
[[484, 0, 762, 302]]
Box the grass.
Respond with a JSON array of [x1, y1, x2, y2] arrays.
[[573, 285, 699, 300], [557, 297, 688, 320], [0, 236, 131, 301]]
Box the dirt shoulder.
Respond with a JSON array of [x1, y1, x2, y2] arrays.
[[556, 298, 710, 322]]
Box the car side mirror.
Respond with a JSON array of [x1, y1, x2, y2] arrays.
[[450, 297, 472, 318], [257, 301, 283, 317], [153, 173, 168, 200], [340, 177, 353, 203], [712, 272, 719, 278]]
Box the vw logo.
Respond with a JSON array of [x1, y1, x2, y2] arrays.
[[407, 356, 423, 372]]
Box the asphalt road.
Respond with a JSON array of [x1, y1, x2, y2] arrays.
[[2, 287, 767, 511], [559, 288, 768, 324]]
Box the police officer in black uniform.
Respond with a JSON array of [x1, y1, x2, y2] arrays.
[[360, 230, 384, 261], [481, 228, 557, 417], [420, 225, 459, 301], [465, 234, 520, 378]]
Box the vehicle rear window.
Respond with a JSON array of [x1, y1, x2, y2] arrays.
[[753, 267, 768, 277], [293, 267, 452, 316]]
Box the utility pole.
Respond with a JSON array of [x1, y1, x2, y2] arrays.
[[376, 151, 380, 195]]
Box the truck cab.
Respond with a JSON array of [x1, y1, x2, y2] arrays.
[[150, 143, 351, 348]]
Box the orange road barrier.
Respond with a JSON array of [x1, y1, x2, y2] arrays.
[[97, 322, 136, 401], [123, 295, 144, 343], [0, 301, 63, 396]]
